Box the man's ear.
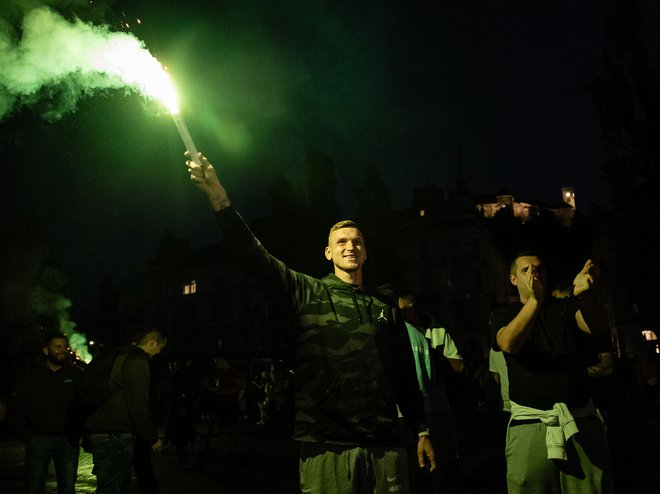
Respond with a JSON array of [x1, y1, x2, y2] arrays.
[[42, 347, 49, 358], [509, 273, 518, 286], [324, 246, 332, 261]]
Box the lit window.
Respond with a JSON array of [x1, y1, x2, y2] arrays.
[[183, 280, 197, 295], [642, 330, 657, 341]]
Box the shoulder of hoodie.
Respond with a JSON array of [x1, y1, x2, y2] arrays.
[[112, 346, 150, 373], [122, 346, 150, 362]]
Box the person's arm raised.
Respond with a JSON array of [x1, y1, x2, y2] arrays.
[[186, 151, 231, 212], [571, 259, 609, 336], [496, 268, 544, 354]]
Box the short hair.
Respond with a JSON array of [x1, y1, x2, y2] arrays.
[[509, 250, 543, 274], [134, 329, 167, 346], [42, 332, 68, 348], [328, 220, 361, 237]]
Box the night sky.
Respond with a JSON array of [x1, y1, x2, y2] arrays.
[[1, 0, 659, 313]]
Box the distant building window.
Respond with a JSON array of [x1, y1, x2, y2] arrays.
[[183, 280, 197, 295], [642, 330, 657, 341]]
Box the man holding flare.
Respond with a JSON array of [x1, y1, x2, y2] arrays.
[[184, 151, 435, 493]]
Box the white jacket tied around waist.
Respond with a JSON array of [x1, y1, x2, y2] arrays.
[[509, 399, 600, 460]]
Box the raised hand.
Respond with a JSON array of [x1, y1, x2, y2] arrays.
[[572, 259, 597, 296], [185, 151, 231, 211]]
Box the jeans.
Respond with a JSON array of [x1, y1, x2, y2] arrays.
[[133, 438, 159, 494], [25, 435, 79, 494], [87, 432, 135, 494]]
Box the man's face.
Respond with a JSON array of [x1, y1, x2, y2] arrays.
[[511, 255, 546, 297], [43, 338, 69, 366], [146, 340, 166, 358], [324, 227, 366, 274]]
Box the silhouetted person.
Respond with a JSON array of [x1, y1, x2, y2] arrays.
[[251, 370, 271, 425], [168, 358, 197, 469], [398, 293, 463, 494], [207, 357, 243, 458]]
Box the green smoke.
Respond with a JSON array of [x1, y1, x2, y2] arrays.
[[29, 279, 92, 363], [0, 6, 167, 122], [68, 330, 92, 363]]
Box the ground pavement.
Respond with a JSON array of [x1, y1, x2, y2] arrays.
[[1, 397, 659, 493]]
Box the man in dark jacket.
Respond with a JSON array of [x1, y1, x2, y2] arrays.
[[184, 152, 435, 493], [84, 330, 166, 494], [9, 332, 82, 494]]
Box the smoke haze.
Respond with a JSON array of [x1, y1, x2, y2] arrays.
[[0, 6, 168, 122]]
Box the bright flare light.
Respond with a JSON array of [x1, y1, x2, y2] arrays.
[[91, 36, 179, 112], [90, 36, 202, 167], [4, 7, 203, 167]]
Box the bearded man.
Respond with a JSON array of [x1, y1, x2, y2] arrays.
[[9, 333, 83, 494]]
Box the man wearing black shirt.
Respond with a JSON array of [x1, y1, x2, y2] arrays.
[[490, 252, 612, 494], [10, 333, 82, 494]]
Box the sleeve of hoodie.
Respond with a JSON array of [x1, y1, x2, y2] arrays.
[[215, 207, 312, 309], [123, 355, 158, 445]]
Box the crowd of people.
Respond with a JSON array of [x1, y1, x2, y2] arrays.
[[4, 330, 297, 494], [1, 149, 658, 494]]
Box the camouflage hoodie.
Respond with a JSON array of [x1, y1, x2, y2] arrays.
[[216, 208, 426, 446]]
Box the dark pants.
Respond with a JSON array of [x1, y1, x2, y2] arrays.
[[87, 432, 135, 494], [401, 413, 463, 494], [25, 435, 79, 494], [133, 438, 160, 494]]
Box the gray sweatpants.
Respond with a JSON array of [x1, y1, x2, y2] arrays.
[[299, 442, 409, 494], [505, 416, 613, 494]]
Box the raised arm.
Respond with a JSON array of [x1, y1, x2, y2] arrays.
[[571, 259, 596, 297], [496, 261, 545, 354], [186, 151, 231, 212], [496, 299, 541, 354], [184, 151, 314, 311], [571, 259, 609, 335]]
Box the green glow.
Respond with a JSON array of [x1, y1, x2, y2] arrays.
[[69, 331, 93, 364], [0, 6, 179, 120]]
